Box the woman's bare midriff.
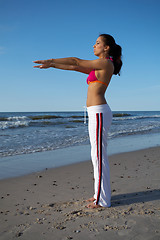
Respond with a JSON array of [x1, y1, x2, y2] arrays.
[[86, 82, 107, 107]]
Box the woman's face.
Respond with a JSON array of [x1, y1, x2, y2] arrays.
[[93, 36, 107, 57]]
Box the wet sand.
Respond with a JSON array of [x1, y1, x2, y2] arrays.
[[0, 147, 160, 240]]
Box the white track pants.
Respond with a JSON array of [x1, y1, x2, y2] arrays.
[[87, 104, 112, 207]]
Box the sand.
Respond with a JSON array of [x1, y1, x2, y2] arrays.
[[0, 146, 160, 240]]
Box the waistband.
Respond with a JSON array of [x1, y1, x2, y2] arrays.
[[87, 104, 111, 114]]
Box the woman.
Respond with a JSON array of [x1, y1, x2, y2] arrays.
[[33, 34, 122, 208]]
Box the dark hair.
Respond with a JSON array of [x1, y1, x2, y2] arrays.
[[99, 34, 122, 75]]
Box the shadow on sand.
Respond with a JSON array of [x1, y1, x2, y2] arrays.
[[111, 189, 160, 207]]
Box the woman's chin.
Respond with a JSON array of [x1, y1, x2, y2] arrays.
[[94, 52, 99, 57]]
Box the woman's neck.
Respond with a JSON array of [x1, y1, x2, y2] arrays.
[[99, 53, 110, 59]]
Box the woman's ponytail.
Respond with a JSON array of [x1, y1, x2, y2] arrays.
[[99, 34, 122, 75], [111, 44, 122, 75]]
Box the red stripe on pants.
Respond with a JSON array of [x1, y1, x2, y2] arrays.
[[96, 113, 103, 205], [96, 113, 99, 161]]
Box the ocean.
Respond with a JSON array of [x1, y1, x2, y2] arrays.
[[0, 111, 160, 158]]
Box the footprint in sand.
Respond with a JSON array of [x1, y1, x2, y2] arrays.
[[118, 219, 136, 236]]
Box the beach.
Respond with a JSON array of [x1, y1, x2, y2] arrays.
[[0, 146, 160, 240]]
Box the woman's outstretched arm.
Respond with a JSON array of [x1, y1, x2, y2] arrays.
[[33, 57, 93, 74], [33, 57, 110, 72], [33, 57, 77, 66], [33, 59, 91, 74]]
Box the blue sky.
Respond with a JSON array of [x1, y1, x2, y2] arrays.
[[0, 0, 160, 112]]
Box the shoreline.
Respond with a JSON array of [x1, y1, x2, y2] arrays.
[[0, 132, 160, 180], [0, 146, 160, 239], [0, 145, 160, 182]]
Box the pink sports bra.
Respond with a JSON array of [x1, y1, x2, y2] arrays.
[[86, 57, 113, 86]]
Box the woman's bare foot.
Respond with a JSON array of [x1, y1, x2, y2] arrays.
[[86, 202, 101, 209], [85, 197, 95, 202]]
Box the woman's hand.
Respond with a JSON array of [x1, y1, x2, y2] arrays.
[[33, 59, 53, 69]]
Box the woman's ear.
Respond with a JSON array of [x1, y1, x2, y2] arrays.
[[104, 45, 110, 52]]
